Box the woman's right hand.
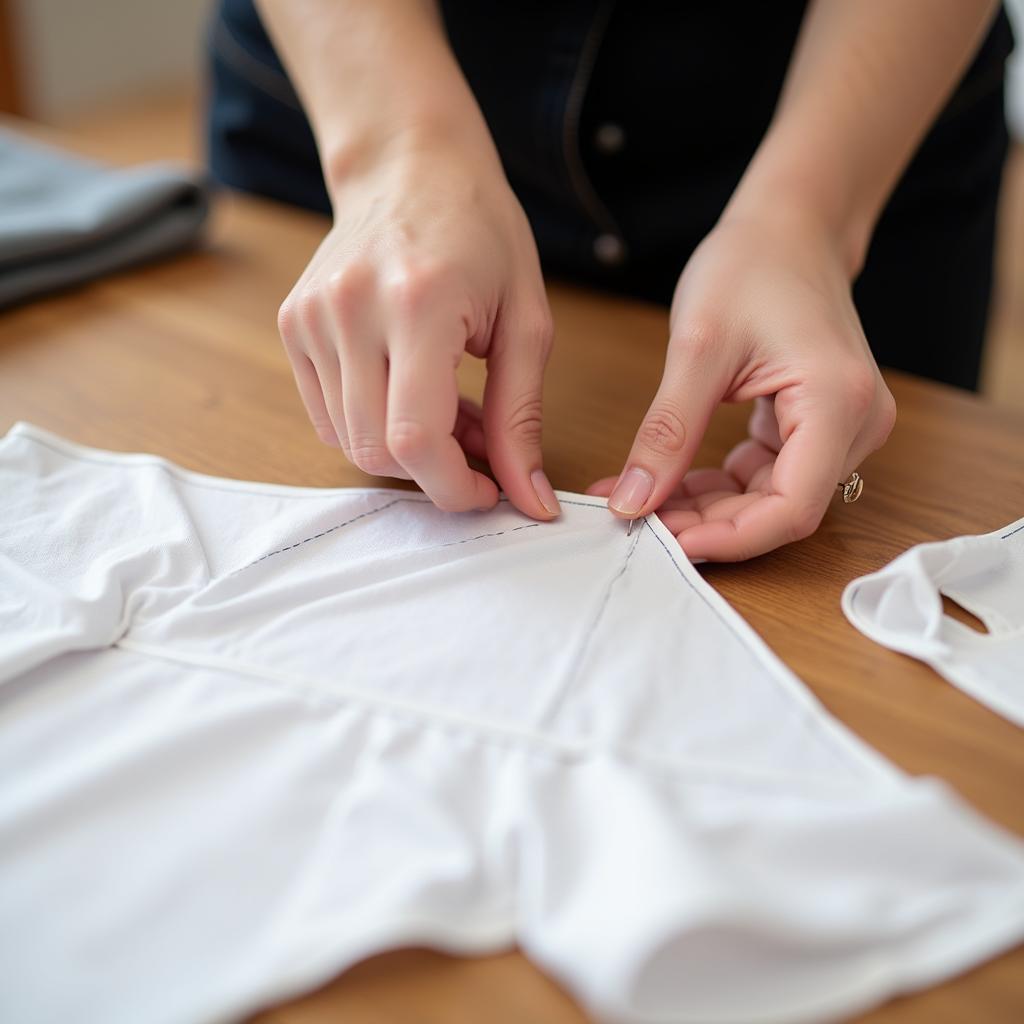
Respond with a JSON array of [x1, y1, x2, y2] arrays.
[[277, 139, 561, 520]]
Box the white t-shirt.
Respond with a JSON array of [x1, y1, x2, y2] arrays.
[[2, 422, 1023, 1024], [844, 516, 1024, 727]]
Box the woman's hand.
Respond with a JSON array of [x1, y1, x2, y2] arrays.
[[277, 139, 560, 520], [587, 207, 896, 561]]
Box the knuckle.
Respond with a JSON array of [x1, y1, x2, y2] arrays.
[[277, 297, 296, 340], [874, 387, 897, 445], [309, 416, 338, 445], [386, 264, 452, 312], [673, 316, 722, 360], [431, 493, 472, 514], [295, 293, 322, 338], [325, 263, 373, 323], [502, 393, 544, 449], [387, 419, 432, 464], [789, 502, 825, 543], [348, 437, 396, 476], [523, 308, 555, 358], [837, 362, 877, 419], [637, 402, 688, 458]]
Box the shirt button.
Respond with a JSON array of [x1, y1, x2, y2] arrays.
[[593, 233, 626, 266], [594, 122, 626, 155]]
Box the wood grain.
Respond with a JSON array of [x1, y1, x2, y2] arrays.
[[1, 109, 1022, 1024]]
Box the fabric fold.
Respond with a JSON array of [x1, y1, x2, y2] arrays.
[[0, 129, 210, 308]]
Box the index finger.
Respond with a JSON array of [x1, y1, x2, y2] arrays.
[[673, 395, 853, 561], [386, 317, 499, 513]]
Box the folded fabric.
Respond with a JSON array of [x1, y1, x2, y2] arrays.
[[843, 516, 1024, 727], [0, 128, 210, 308], [1, 422, 1023, 1024]]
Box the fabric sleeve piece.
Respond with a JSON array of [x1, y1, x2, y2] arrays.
[[0, 429, 210, 682], [842, 516, 1024, 727], [517, 757, 1024, 1024]]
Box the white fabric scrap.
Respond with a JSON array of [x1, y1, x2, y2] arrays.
[[843, 516, 1024, 727]]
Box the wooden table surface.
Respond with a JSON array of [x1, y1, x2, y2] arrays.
[[2, 114, 1023, 1023]]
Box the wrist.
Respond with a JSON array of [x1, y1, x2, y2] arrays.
[[322, 106, 502, 205], [722, 134, 876, 281]]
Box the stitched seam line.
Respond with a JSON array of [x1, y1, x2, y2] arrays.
[[112, 637, 870, 794], [1000, 522, 1024, 540], [17, 426, 879, 767], [231, 497, 412, 575], [532, 526, 641, 726], [438, 523, 539, 548], [230, 510, 542, 577], [13, 426, 808, 690]]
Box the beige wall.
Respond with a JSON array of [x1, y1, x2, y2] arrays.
[[14, 0, 210, 121]]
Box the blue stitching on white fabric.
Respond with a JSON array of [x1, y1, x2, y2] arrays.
[[438, 523, 539, 548], [642, 518, 754, 653], [231, 502, 544, 576], [230, 497, 423, 575], [534, 526, 642, 725], [1000, 522, 1024, 540]]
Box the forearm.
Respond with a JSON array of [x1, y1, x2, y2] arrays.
[[254, 0, 500, 201], [725, 0, 999, 276]]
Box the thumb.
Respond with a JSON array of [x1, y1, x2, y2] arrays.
[[482, 300, 560, 520], [608, 339, 727, 519]]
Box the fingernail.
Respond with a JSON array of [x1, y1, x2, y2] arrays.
[[609, 466, 653, 515], [530, 468, 561, 516]]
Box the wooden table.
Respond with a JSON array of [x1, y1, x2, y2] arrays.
[[2, 118, 1022, 1023]]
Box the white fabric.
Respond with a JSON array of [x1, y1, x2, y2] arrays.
[[2, 421, 1023, 1024], [843, 516, 1024, 727]]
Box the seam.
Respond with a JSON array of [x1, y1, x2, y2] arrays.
[[1000, 521, 1024, 540], [230, 516, 541, 578], [438, 522, 539, 548], [15, 424, 887, 781], [227, 509, 540, 577], [112, 637, 872, 795], [642, 518, 755, 654], [15, 422, 817, 696], [532, 525, 642, 726], [230, 500, 604, 577], [230, 497, 420, 575]]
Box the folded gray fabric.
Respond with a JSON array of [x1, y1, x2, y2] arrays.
[[0, 128, 210, 309]]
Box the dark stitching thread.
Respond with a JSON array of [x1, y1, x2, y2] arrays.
[[28, 427, 857, 766], [232, 498, 606, 574], [537, 526, 642, 724], [438, 523, 539, 548], [231, 505, 544, 577], [1000, 522, 1024, 540], [641, 518, 754, 654], [230, 497, 423, 575], [21, 431, 762, 661]]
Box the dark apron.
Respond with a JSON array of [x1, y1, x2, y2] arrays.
[[205, 0, 1013, 391]]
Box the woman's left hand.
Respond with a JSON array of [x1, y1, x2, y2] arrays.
[[586, 207, 897, 561]]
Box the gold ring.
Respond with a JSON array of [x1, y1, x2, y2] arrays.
[[837, 472, 863, 503]]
